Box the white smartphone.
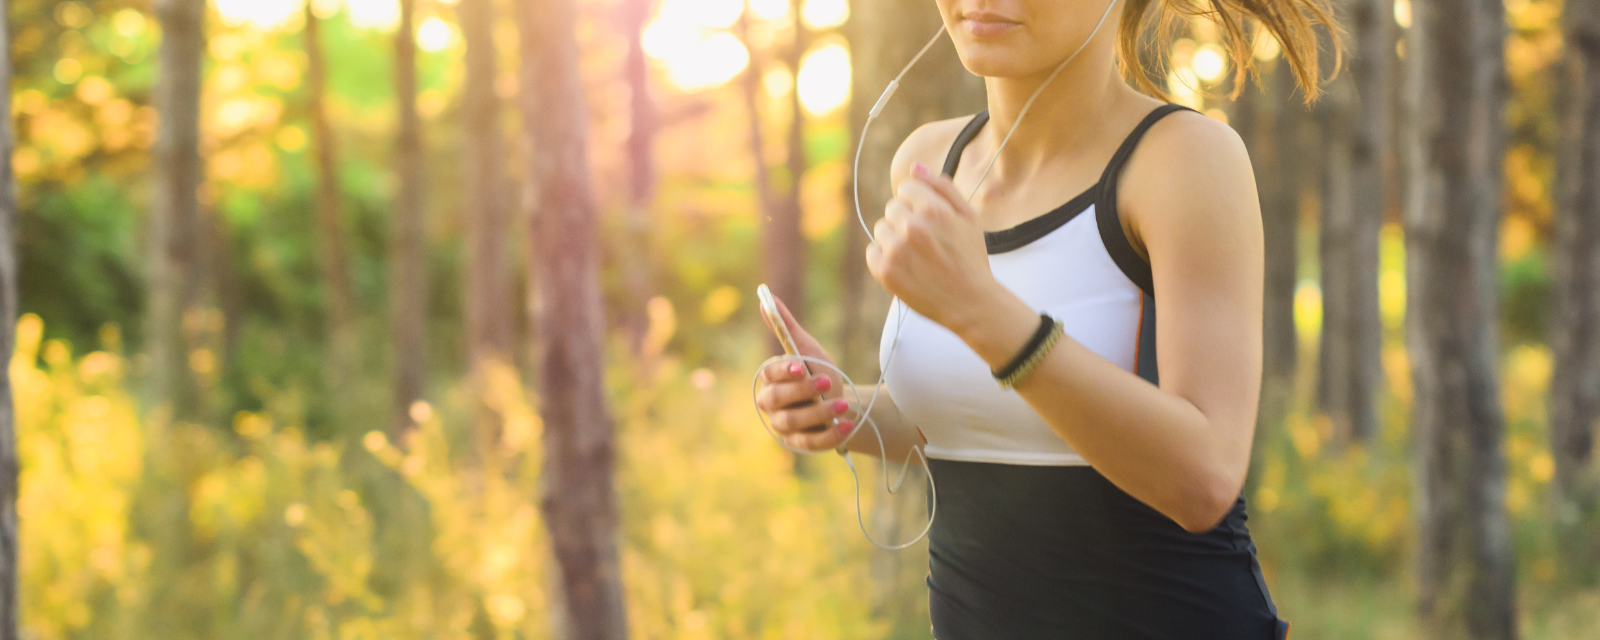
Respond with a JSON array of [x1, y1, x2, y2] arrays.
[[756, 284, 802, 361], [756, 284, 839, 436]]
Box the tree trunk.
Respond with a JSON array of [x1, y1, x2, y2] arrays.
[[839, 2, 983, 377], [1230, 63, 1283, 492], [392, 0, 428, 433], [840, 2, 983, 634], [305, 2, 359, 399], [0, 3, 21, 635], [1318, 0, 1390, 445], [148, 0, 206, 417], [516, 0, 629, 636], [459, 0, 514, 440], [1258, 60, 1305, 440], [1551, 0, 1600, 574], [1402, 0, 1518, 636], [619, 0, 656, 352], [772, 0, 808, 327], [736, 11, 786, 361]]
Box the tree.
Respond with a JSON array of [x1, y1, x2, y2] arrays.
[[1402, 0, 1518, 636], [839, 2, 983, 376], [392, 0, 428, 433], [1253, 59, 1306, 451], [148, 0, 207, 417], [1318, 0, 1391, 444], [516, 0, 630, 635], [840, 1, 982, 634], [619, 0, 657, 352], [1551, 0, 1600, 573], [0, 2, 20, 634], [305, 1, 359, 400], [459, 0, 514, 438]]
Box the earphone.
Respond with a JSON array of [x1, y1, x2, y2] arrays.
[[752, 0, 1122, 550]]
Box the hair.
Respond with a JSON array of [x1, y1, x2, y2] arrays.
[[1115, 0, 1342, 103]]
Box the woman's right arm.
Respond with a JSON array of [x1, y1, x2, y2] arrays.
[[839, 384, 925, 461]]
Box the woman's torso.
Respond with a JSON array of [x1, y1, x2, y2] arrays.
[[878, 105, 1289, 640]]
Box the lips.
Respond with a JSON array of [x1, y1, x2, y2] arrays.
[[960, 10, 1022, 37]]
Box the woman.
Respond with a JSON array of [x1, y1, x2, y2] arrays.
[[755, 0, 1334, 637]]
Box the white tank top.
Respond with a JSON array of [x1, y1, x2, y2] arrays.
[[879, 106, 1186, 466]]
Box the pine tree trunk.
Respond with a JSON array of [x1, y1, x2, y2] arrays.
[[1260, 61, 1305, 438], [392, 0, 428, 433], [305, 3, 359, 399], [771, 0, 808, 327], [148, 0, 206, 417], [459, 0, 514, 439], [1551, 0, 1600, 570], [1318, 0, 1390, 445], [619, 0, 656, 352], [0, 3, 21, 635], [1403, 0, 1518, 636], [840, 2, 982, 634], [1230, 65, 1282, 491], [517, 0, 629, 635], [839, 2, 983, 377]]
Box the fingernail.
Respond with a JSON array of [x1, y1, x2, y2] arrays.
[[838, 420, 855, 435], [814, 376, 832, 392], [832, 399, 849, 414], [912, 161, 930, 178], [789, 363, 803, 376]]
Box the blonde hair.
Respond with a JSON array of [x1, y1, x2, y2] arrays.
[[1116, 0, 1342, 102]]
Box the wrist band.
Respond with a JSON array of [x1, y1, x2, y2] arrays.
[[997, 316, 1064, 389], [994, 313, 1057, 383]]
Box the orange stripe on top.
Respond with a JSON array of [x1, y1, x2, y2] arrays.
[[1133, 294, 1146, 378]]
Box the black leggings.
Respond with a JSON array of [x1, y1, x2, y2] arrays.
[[925, 459, 1290, 640]]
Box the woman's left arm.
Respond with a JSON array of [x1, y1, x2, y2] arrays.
[[869, 116, 1263, 534]]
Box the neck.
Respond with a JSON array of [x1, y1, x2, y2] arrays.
[[975, 40, 1131, 191]]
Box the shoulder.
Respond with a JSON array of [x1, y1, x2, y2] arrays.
[[888, 115, 979, 193], [1119, 108, 1260, 257]]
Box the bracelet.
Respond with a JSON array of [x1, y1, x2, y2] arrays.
[[996, 315, 1064, 389], [993, 313, 1055, 381]]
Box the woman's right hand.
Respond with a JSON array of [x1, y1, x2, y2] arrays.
[[755, 295, 856, 452]]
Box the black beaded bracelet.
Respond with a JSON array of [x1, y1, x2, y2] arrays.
[[993, 313, 1056, 382]]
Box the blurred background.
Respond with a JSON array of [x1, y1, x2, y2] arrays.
[[0, 0, 1597, 638]]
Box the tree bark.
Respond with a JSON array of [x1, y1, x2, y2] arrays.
[[619, 0, 656, 352], [0, 2, 21, 635], [459, 0, 514, 440], [516, 0, 629, 636], [1256, 59, 1306, 442], [1318, 0, 1390, 445], [841, 2, 983, 634], [772, 0, 808, 328], [1402, 0, 1518, 636], [839, 2, 984, 378], [305, 2, 359, 399], [148, 0, 206, 417], [736, 10, 792, 362], [392, 0, 428, 433], [1551, 0, 1600, 570]]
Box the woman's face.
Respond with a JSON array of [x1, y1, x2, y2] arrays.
[[933, 0, 1118, 78]]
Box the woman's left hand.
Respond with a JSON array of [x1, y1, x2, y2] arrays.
[[866, 162, 999, 333]]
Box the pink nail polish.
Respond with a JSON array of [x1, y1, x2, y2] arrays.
[[832, 399, 849, 414], [814, 376, 833, 392], [838, 420, 855, 435], [789, 363, 803, 376], [912, 161, 929, 177]]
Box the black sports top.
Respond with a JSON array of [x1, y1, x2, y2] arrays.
[[919, 105, 1292, 640]]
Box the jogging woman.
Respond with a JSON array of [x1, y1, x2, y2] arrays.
[[755, 0, 1335, 637]]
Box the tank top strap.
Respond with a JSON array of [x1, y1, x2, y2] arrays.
[[1094, 103, 1196, 298], [941, 111, 990, 177]]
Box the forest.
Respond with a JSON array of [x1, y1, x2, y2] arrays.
[[0, 0, 1595, 638]]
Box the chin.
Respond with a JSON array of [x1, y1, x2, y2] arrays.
[[955, 47, 1051, 79]]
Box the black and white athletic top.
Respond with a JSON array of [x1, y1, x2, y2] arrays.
[[880, 105, 1291, 639]]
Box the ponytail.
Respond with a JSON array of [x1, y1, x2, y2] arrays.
[[1116, 0, 1342, 103]]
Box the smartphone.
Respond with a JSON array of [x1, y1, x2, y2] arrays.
[[757, 284, 803, 362], [757, 284, 837, 436]]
